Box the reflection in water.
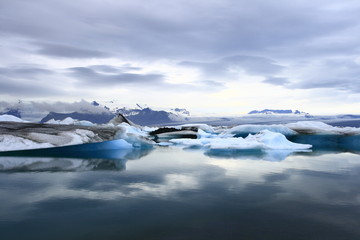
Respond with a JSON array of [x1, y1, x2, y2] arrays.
[[204, 148, 311, 161], [0, 157, 128, 171], [0, 140, 153, 171], [288, 134, 360, 153], [1, 147, 360, 239]]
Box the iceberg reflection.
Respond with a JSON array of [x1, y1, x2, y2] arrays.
[[0, 140, 153, 172], [0, 157, 128, 171], [204, 148, 311, 161]]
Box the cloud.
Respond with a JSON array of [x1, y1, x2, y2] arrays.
[[0, 66, 54, 78], [89, 65, 142, 73], [68, 66, 224, 92], [0, 76, 63, 97], [67, 67, 164, 86], [35, 42, 108, 58], [1, 0, 358, 60], [284, 58, 360, 93], [181, 55, 285, 79], [0, 100, 110, 119], [263, 77, 290, 86], [0, 66, 63, 97], [0, 0, 360, 112], [30, 99, 109, 114]]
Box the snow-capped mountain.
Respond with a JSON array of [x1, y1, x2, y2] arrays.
[[248, 109, 311, 116], [0, 100, 191, 126], [116, 107, 189, 125], [0, 108, 21, 118], [99, 100, 190, 125]]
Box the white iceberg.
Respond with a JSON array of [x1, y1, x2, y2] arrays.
[[0, 135, 54, 151], [170, 130, 311, 150], [223, 124, 297, 136], [0, 129, 98, 151], [114, 123, 155, 149], [286, 121, 360, 135]]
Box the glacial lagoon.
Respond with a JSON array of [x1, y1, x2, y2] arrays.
[[1, 145, 360, 240]]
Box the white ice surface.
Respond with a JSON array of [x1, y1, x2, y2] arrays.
[[286, 121, 360, 135], [114, 123, 155, 148], [0, 135, 54, 151], [224, 124, 297, 136], [0, 129, 98, 151], [170, 130, 311, 150], [0, 115, 27, 122]]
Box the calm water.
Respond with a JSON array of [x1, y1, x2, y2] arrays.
[[1, 147, 360, 239]]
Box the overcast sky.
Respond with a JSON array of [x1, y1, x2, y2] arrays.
[[1, 0, 360, 115]]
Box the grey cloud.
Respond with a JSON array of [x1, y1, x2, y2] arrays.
[[68, 67, 164, 86], [0, 65, 63, 97], [89, 65, 142, 73], [222, 56, 285, 75], [181, 55, 285, 78], [288, 59, 360, 93], [30, 100, 109, 114], [1, 0, 359, 60], [0, 66, 53, 79], [36, 43, 108, 58], [263, 77, 290, 86], [1, 0, 360, 99], [68, 66, 224, 92], [0, 76, 63, 97]]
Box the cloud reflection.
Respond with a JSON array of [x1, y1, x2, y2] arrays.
[[1, 148, 360, 228]]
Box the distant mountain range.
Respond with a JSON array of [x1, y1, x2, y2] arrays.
[[0, 108, 21, 118], [37, 102, 190, 125], [248, 109, 308, 115], [3, 101, 360, 126], [115, 107, 189, 125], [0, 100, 192, 125]]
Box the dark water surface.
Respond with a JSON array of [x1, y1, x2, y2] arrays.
[[1, 147, 360, 240]]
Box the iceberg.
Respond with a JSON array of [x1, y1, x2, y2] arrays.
[[0, 134, 54, 151], [286, 121, 360, 135], [170, 130, 311, 150], [223, 124, 297, 136], [0, 121, 154, 152], [2, 118, 360, 157]]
